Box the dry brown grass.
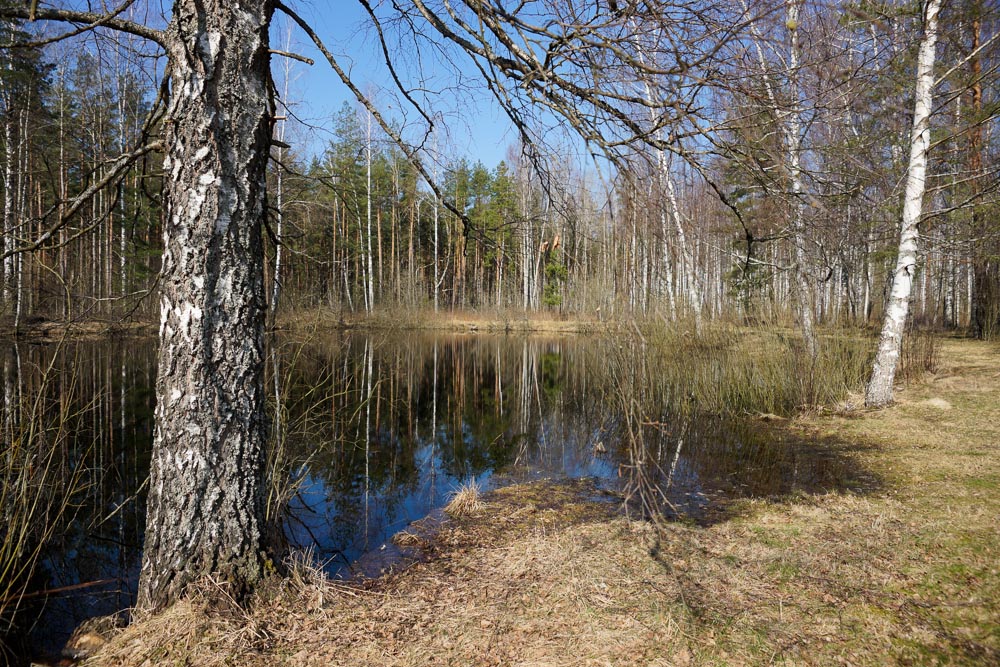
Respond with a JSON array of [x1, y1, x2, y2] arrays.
[[277, 305, 606, 335], [88, 338, 999, 667], [0, 319, 154, 342], [444, 479, 484, 517]]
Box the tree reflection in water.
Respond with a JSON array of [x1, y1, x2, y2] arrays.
[[3, 332, 870, 659]]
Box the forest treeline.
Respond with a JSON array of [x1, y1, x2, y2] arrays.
[[0, 0, 998, 335]]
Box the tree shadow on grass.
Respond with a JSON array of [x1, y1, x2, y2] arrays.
[[619, 415, 884, 526]]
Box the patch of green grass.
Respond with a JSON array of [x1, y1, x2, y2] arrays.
[[766, 558, 802, 581], [963, 475, 1000, 492], [749, 525, 792, 549], [959, 449, 991, 457]]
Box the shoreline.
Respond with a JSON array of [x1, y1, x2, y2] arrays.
[[75, 337, 999, 665], [0, 319, 155, 342], [276, 307, 612, 335], [1, 310, 611, 342]]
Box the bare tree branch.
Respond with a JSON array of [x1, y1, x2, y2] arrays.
[[1, 141, 164, 261], [274, 0, 475, 236], [0, 2, 166, 47]]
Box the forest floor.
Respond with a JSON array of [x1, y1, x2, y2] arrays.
[[87, 337, 999, 666]]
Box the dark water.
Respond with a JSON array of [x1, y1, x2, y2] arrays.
[[0, 332, 873, 661]]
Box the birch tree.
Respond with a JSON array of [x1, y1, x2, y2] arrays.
[[731, 0, 817, 354], [138, 0, 275, 611], [865, 0, 942, 408], [0, 0, 278, 611], [634, 27, 702, 330], [269, 27, 296, 328]]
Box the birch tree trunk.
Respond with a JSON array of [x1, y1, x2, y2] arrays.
[[138, 0, 273, 612], [433, 142, 441, 312], [662, 158, 702, 331], [365, 111, 375, 313], [785, 0, 817, 358], [115, 41, 132, 302], [742, 0, 816, 354], [13, 103, 26, 327], [632, 32, 700, 324], [865, 0, 941, 408], [2, 89, 14, 313], [58, 61, 69, 318], [269, 32, 292, 327]]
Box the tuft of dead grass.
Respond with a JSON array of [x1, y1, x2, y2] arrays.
[[444, 479, 484, 517]]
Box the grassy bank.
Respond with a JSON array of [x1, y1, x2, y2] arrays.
[[0, 319, 155, 342], [81, 336, 998, 666], [276, 305, 607, 334]]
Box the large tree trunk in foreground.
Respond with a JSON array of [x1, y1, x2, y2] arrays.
[[865, 0, 940, 408], [137, 0, 273, 612]]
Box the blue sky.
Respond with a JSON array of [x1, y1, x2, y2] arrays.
[[51, 0, 587, 172], [272, 3, 521, 168]]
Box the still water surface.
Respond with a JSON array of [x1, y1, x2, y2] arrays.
[[0, 332, 867, 658]]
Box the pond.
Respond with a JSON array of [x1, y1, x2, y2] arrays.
[[0, 331, 872, 662]]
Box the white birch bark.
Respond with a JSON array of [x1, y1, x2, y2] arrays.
[[786, 0, 816, 356], [269, 32, 293, 326], [520, 165, 531, 310], [866, 0, 941, 407], [14, 104, 26, 327], [139, 0, 273, 611], [365, 110, 374, 313], [114, 37, 136, 302], [432, 137, 441, 312], [634, 33, 701, 329], [744, 0, 816, 354], [58, 61, 69, 318], [662, 159, 702, 331], [2, 85, 14, 312]]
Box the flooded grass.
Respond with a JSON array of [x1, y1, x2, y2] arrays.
[[635, 321, 878, 417], [597, 322, 884, 524], [0, 341, 152, 664], [1, 343, 96, 662]]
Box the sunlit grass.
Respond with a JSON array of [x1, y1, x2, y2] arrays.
[[445, 479, 484, 517]]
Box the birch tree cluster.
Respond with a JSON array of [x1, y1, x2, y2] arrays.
[[0, 10, 162, 326], [1, 0, 997, 338]]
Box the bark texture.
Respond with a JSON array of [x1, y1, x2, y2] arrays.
[[137, 0, 273, 612], [865, 0, 940, 408]]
